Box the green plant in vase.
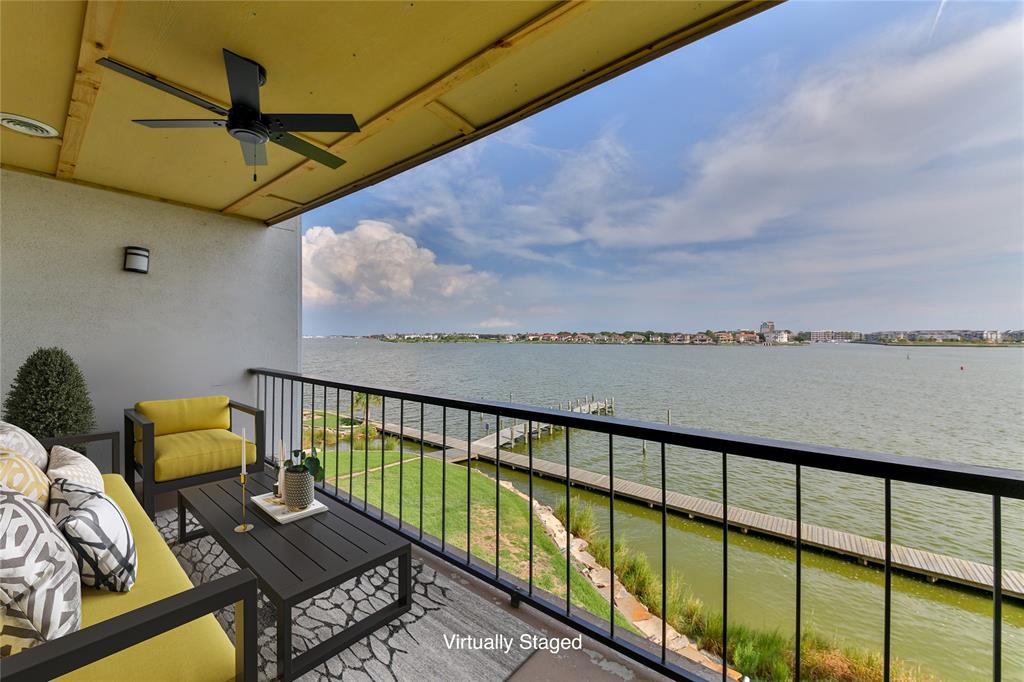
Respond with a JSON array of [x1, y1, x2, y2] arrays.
[[283, 447, 324, 510]]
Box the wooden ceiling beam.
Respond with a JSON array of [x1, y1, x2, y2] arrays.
[[56, 0, 123, 179], [425, 100, 476, 135], [221, 0, 594, 215]]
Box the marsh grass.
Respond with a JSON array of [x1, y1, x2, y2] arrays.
[[576, 501, 933, 682]]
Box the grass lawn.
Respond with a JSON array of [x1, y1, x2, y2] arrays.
[[336, 454, 635, 632], [304, 410, 360, 429]]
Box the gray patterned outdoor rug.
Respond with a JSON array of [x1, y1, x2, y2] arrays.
[[154, 509, 537, 681]]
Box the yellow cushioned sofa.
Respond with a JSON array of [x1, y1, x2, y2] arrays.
[[125, 396, 264, 518], [4, 432, 257, 682]]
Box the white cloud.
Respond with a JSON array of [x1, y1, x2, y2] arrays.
[[380, 15, 1022, 276], [478, 317, 518, 329], [302, 221, 494, 307]]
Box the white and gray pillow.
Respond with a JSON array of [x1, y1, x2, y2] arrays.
[[46, 445, 104, 492], [0, 489, 81, 655], [49, 479, 137, 593], [0, 421, 48, 470]]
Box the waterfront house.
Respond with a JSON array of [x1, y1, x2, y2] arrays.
[[735, 331, 759, 344], [714, 331, 735, 344]]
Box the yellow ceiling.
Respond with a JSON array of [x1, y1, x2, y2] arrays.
[[0, 0, 776, 225]]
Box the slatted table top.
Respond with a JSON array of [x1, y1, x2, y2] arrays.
[[179, 471, 409, 605]]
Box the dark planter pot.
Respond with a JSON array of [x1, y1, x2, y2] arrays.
[[284, 468, 314, 510]]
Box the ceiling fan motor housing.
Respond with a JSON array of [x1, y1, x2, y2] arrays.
[[227, 108, 269, 145]]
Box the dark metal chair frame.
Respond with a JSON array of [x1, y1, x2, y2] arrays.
[[3, 431, 259, 682], [124, 400, 265, 518]]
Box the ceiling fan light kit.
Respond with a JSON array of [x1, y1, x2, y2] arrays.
[[97, 49, 359, 171]]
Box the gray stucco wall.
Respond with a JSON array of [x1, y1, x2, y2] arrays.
[[0, 169, 300, 445]]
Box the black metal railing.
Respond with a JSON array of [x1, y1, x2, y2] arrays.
[[251, 367, 1022, 682]]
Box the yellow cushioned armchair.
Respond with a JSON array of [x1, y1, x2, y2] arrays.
[[124, 395, 264, 518]]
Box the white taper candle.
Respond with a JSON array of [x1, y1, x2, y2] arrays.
[[241, 427, 247, 474]]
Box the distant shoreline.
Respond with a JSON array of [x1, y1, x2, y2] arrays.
[[855, 340, 1024, 348]]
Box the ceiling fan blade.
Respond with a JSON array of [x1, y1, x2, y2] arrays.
[[270, 132, 345, 169], [96, 57, 228, 116], [240, 141, 268, 166], [263, 113, 360, 133], [223, 49, 261, 113], [134, 119, 226, 128]]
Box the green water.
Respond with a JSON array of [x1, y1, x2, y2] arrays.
[[303, 338, 1024, 680]]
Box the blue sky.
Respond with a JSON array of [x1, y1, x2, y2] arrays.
[[301, 1, 1024, 336]]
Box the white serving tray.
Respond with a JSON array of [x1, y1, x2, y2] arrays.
[[251, 492, 327, 524]]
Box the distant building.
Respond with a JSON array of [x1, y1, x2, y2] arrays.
[[715, 331, 734, 344], [735, 331, 758, 344], [759, 321, 775, 335], [983, 330, 1003, 343], [692, 333, 712, 344], [770, 330, 790, 344], [810, 330, 862, 343], [628, 334, 646, 344]]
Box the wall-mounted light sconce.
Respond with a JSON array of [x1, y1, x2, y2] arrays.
[[123, 246, 150, 274]]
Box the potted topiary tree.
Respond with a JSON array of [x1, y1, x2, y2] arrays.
[[284, 447, 324, 510], [2, 347, 95, 443]]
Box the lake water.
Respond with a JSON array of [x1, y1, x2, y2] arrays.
[[303, 338, 1024, 680]]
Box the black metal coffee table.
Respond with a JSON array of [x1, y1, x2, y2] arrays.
[[177, 470, 411, 681]]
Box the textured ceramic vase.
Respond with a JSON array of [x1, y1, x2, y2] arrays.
[[284, 468, 314, 510]]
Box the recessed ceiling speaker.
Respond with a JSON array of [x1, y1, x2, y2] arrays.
[[0, 113, 59, 138]]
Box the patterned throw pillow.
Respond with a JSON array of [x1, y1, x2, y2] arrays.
[[0, 489, 81, 655], [0, 452, 50, 509], [46, 446, 104, 492], [0, 421, 48, 470], [49, 479, 137, 592]]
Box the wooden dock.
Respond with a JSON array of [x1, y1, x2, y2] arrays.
[[338, 396, 612, 459], [328, 398, 1022, 599], [458, 449, 1024, 600]]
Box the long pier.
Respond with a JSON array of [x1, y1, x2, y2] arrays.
[[325, 398, 1022, 599], [457, 449, 1024, 600], [338, 396, 612, 459]]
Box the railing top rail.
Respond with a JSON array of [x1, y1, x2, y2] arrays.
[[251, 367, 1024, 498]]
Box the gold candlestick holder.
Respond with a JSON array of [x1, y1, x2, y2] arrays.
[[234, 472, 254, 533]]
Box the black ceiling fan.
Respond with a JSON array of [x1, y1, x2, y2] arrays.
[[96, 49, 359, 169]]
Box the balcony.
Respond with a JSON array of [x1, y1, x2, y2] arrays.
[[2, 2, 1021, 681]]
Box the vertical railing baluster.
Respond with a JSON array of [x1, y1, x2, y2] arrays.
[[661, 441, 667, 664], [363, 393, 369, 511], [528, 419, 534, 598], [321, 384, 327, 489], [722, 451, 728, 682], [279, 377, 284, 460], [288, 381, 294, 454], [565, 426, 571, 616], [399, 399, 405, 530], [495, 413, 501, 579], [609, 433, 615, 638], [335, 388, 340, 496], [993, 494, 1002, 682], [380, 396, 386, 518], [884, 478, 891, 682], [467, 411, 472, 564], [419, 402, 424, 542], [270, 377, 276, 464], [442, 406, 447, 551], [796, 464, 802, 681], [349, 391, 355, 504]]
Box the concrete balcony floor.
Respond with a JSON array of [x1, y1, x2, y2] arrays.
[[154, 502, 684, 682]]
